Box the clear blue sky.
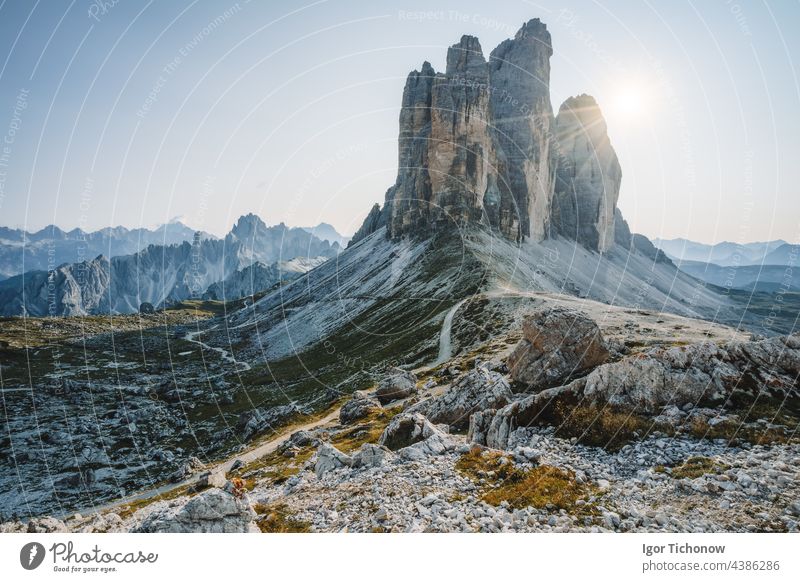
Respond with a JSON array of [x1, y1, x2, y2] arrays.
[[0, 0, 798, 244]]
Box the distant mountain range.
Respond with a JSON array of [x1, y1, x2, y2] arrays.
[[653, 237, 793, 266], [0, 214, 344, 316], [653, 238, 798, 294], [0, 221, 215, 280], [302, 223, 351, 248]]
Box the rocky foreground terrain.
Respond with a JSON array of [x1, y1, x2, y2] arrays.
[[4, 300, 798, 534]]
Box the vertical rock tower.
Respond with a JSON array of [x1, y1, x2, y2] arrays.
[[352, 18, 625, 255], [488, 18, 555, 241], [551, 95, 622, 252]]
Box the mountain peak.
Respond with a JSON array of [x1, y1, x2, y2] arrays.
[[354, 16, 623, 250]]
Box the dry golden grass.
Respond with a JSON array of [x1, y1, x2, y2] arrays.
[[455, 447, 597, 514], [254, 503, 311, 533]]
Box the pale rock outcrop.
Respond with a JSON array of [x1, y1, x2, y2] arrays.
[[508, 306, 610, 389], [315, 443, 354, 477], [134, 488, 258, 533], [339, 391, 382, 425], [481, 333, 800, 448], [352, 443, 393, 468], [413, 366, 512, 429], [356, 19, 558, 243], [196, 469, 227, 489], [375, 367, 418, 404], [427, 36, 496, 230], [384, 61, 436, 238], [379, 412, 452, 452], [488, 18, 556, 241], [552, 94, 621, 252]]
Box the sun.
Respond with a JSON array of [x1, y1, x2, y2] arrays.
[[611, 82, 649, 119]]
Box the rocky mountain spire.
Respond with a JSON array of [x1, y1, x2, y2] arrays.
[[551, 94, 621, 253], [351, 18, 628, 255], [488, 18, 556, 241]]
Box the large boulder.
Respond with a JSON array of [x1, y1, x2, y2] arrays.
[[134, 488, 258, 533], [582, 336, 800, 411], [481, 334, 800, 448], [378, 412, 441, 451], [375, 367, 418, 404], [339, 391, 382, 425], [508, 306, 609, 390], [413, 367, 512, 429], [352, 443, 393, 468], [314, 443, 353, 478]]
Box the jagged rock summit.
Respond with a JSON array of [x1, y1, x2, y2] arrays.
[[351, 18, 625, 254]]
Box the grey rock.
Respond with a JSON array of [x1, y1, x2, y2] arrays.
[[315, 443, 353, 478], [375, 367, 418, 404], [352, 443, 393, 468], [412, 366, 512, 429], [508, 306, 610, 389], [339, 391, 382, 425], [134, 488, 258, 533], [379, 412, 446, 451], [552, 94, 621, 253]]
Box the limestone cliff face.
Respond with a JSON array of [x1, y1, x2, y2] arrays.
[[552, 94, 621, 253], [362, 19, 557, 243], [488, 18, 555, 241], [383, 37, 497, 238], [354, 18, 634, 256], [384, 61, 436, 238]]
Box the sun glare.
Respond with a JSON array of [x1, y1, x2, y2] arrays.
[[611, 82, 650, 119]]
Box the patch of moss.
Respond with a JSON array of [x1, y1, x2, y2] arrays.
[[544, 400, 669, 452], [689, 417, 795, 446], [234, 446, 315, 484], [331, 408, 401, 454], [668, 456, 729, 480], [116, 484, 193, 520], [455, 448, 597, 515], [254, 503, 311, 533]]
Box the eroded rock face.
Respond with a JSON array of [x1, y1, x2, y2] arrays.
[[583, 336, 800, 411], [356, 19, 559, 244], [483, 334, 800, 448], [508, 306, 610, 390], [378, 412, 441, 450], [488, 18, 556, 241], [315, 443, 354, 477], [134, 488, 258, 533], [339, 391, 382, 425], [414, 367, 512, 429], [552, 95, 621, 253], [375, 367, 418, 404]]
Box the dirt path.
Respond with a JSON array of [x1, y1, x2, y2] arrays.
[[185, 325, 251, 372], [432, 298, 468, 366], [84, 404, 342, 517]]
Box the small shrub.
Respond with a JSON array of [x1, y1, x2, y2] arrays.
[[668, 456, 729, 480], [255, 503, 311, 533], [455, 448, 596, 515], [546, 400, 663, 451]]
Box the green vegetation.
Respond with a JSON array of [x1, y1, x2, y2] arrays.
[[253, 503, 311, 533], [330, 408, 402, 453], [540, 399, 669, 451], [455, 448, 597, 515], [666, 456, 730, 480]]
